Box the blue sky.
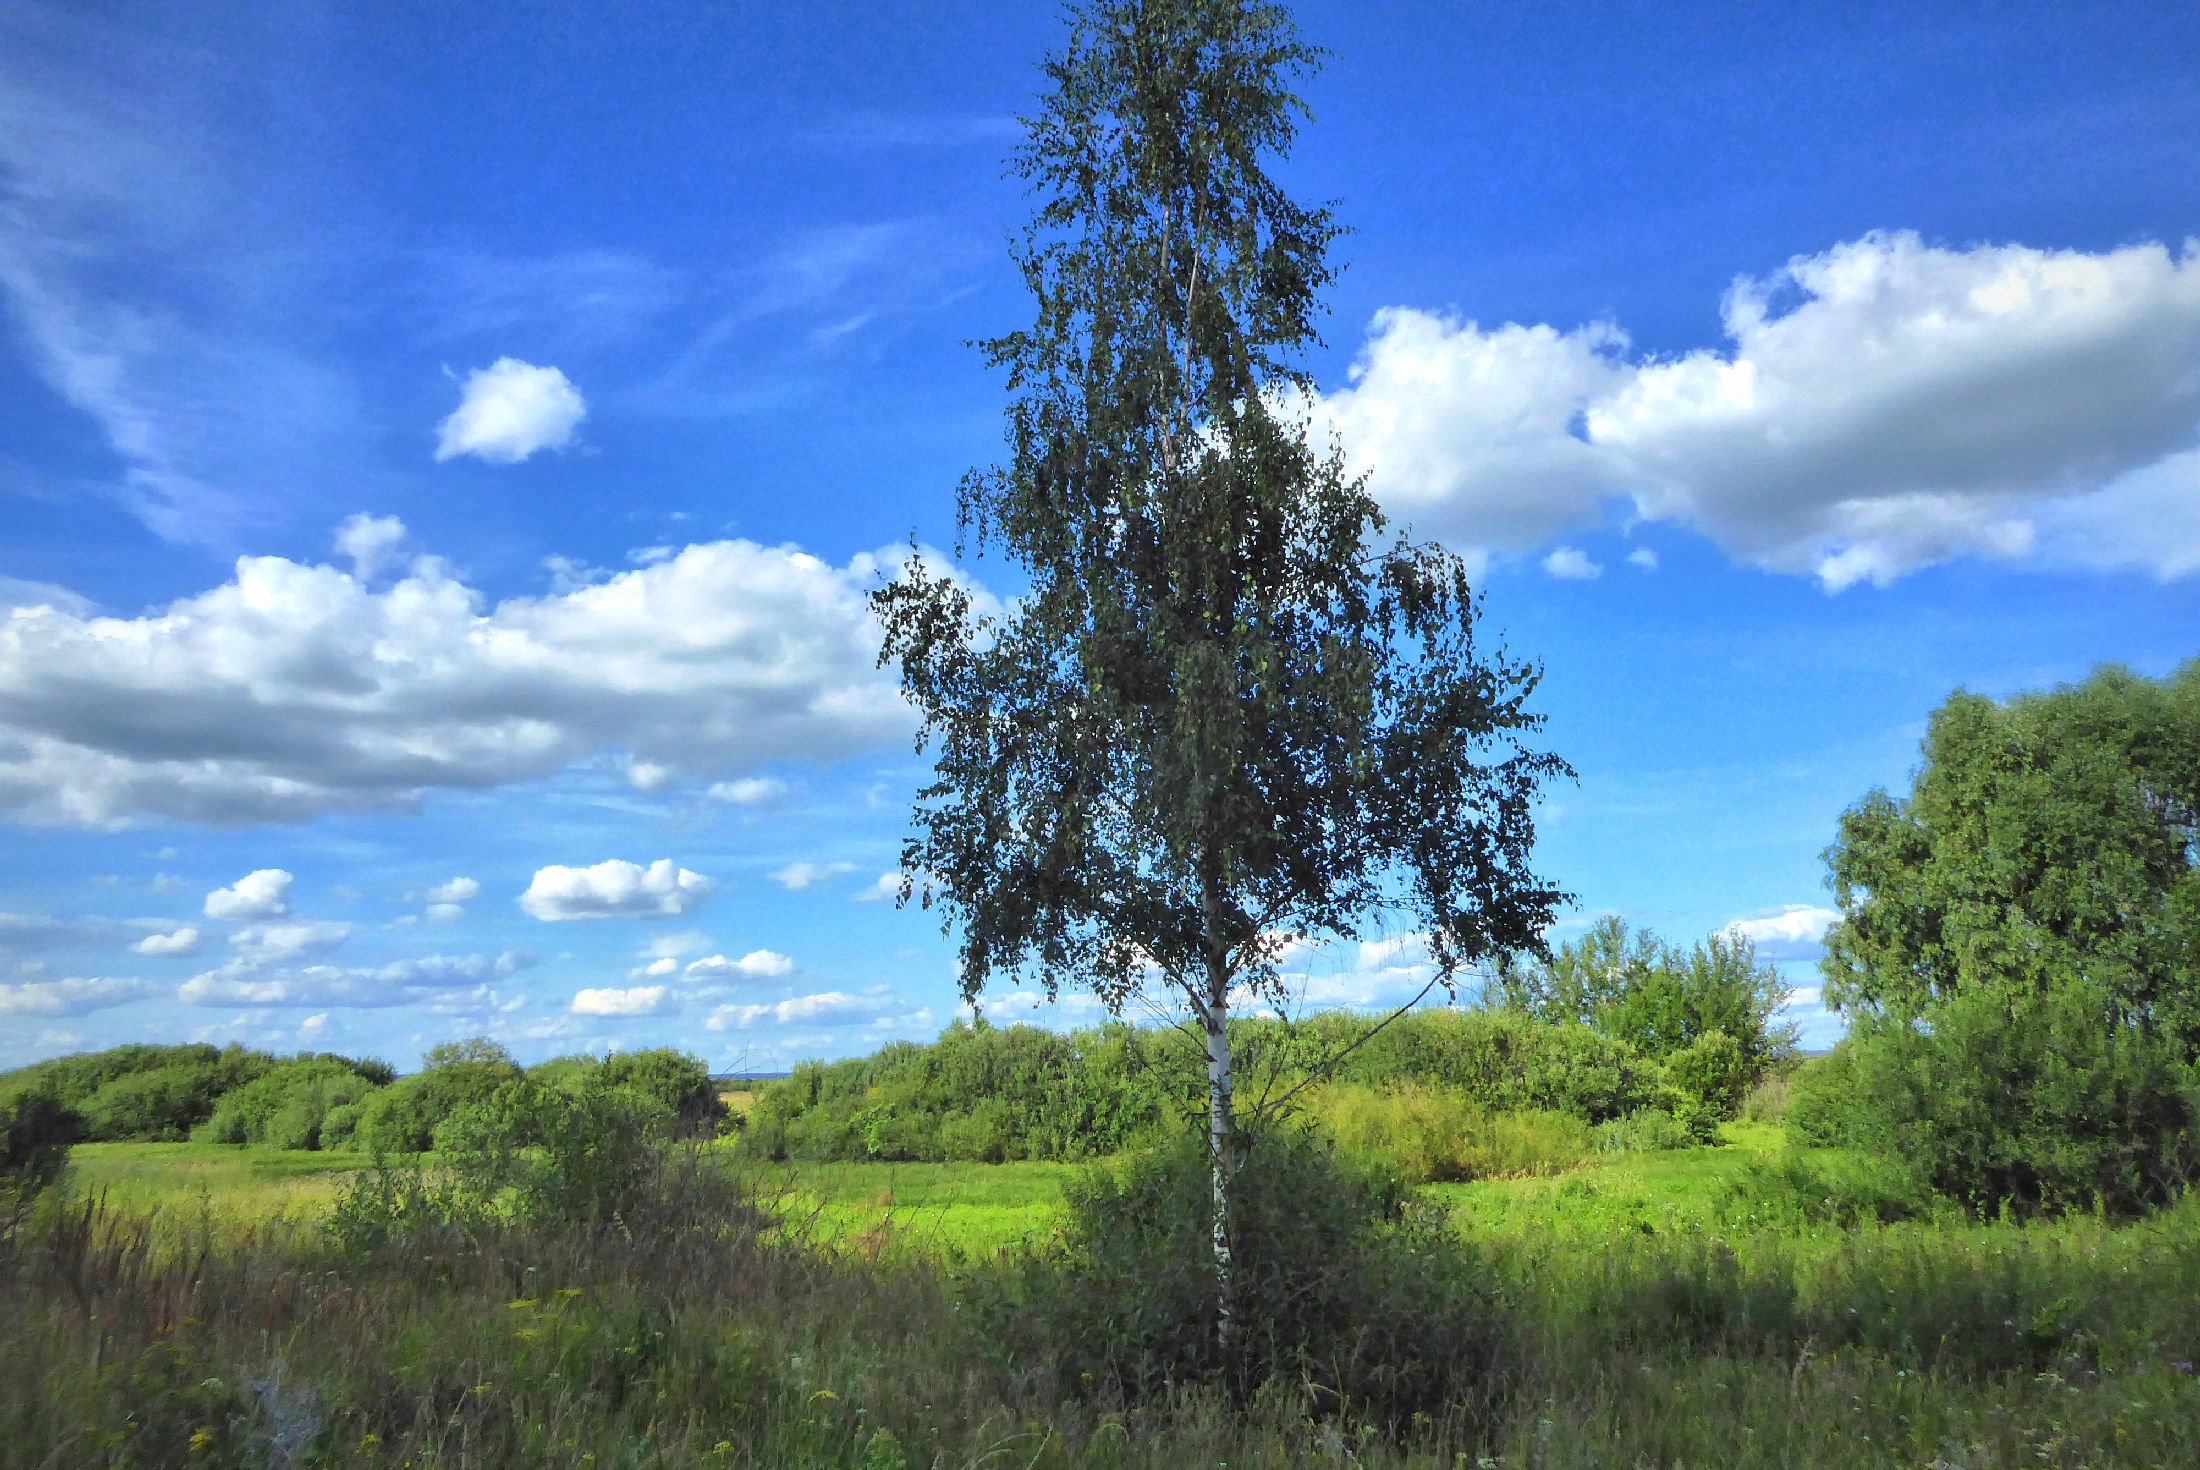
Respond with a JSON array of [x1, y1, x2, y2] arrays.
[[3, 0, 2196, 1071]]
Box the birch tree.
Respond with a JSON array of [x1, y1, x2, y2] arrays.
[[875, 0, 1569, 1356]]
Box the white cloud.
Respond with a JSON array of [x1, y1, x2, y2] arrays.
[[424, 903, 465, 924], [520, 858, 713, 921], [0, 976, 147, 1017], [629, 956, 680, 979], [298, 1013, 329, 1041], [852, 871, 903, 904], [433, 357, 586, 464], [769, 860, 858, 892], [178, 949, 530, 1008], [132, 925, 201, 957], [204, 869, 292, 921], [1727, 904, 1842, 958], [334, 514, 407, 580], [642, 929, 710, 962], [0, 536, 919, 827], [707, 776, 788, 806], [572, 984, 670, 1017], [705, 987, 916, 1031], [1541, 546, 1603, 580], [1311, 232, 2200, 588], [685, 948, 796, 980], [425, 877, 480, 906], [1625, 547, 1659, 572], [229, 919, 351, 964], [626, 759, 674, 792]]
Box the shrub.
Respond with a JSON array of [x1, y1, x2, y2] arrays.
[[194, 1056, 385, 1149], [354, 1039, 520, 1155], [1838, 981, 2199, 1217], [434, 1073, 678, 1224], [81, 1063, 233, 1142], [1738, 1071, 1793, 1124], [1663, 1029, 1751, 1121], [1785, 1048, 1863, 1146], [533, 1048, 723, 1136], [1, 1087, 73, 1216], [1591, 1108, 1698, 1154], [996, 1128, 1515, 1429]]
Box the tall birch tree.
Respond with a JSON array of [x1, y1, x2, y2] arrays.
[[875, 0, 1570, 1354]]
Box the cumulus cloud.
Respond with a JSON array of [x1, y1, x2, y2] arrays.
[[1724, 905, 1843, 965], [178, 949, 530, 1008], [0, 976, 147, 1017], [685, 948, 796, 980], [1307, 232, 2200, 588], [229, 920, 351, 964], [571, 984, 670, 1017], [132, 925, 201, 957], [0, 535, 919, 827], [707, 776, 788, 806], [628, 956, 679, 980], [426, 880, 480, 911], [705, 987, 922, 1031], [520, 858, 713, 921], [768, 860, 858, 892], [1625, 547, 1659, 572], [434, 357, 586, 464], [334, 514, 407, 580], [204, 869, 292, 920], [851, 871, 903, 904], [1541, 546, 1603, 580]]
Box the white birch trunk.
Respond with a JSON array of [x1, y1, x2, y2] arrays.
[[1203, 961, 1237, 1360]]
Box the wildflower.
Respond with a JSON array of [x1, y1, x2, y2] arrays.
[[811, 1389, 840, 1405], [555, 1287, 585, 1303], [189, 1428, 216, 1453], [507, 1298, 538, 1311], [361, 1433, 383, 1449], [713, 1444, 734, 1458]]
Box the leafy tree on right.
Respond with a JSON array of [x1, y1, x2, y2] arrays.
[[1812, 660, 2200, 1214]]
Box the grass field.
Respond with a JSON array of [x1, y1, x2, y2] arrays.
[[68, 1126, 1814, 1253], [20, 1127, 2200, 1466]]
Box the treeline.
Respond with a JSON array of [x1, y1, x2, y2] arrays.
[[0, 1039, 722, 1155], [739, 919, 1793, 1169]]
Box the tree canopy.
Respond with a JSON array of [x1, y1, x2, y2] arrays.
[[1821, 660, 2200, 1049]]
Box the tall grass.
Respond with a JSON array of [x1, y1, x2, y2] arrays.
[[5, 1132, 2198, 1467]]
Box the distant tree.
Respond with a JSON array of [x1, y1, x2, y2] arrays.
[[876, 0, 1569, 1354], [1496, 915, 1796, 1077], [1822, 661, 2200, 1051]]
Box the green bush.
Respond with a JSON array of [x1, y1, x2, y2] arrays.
[[1838, 981, 2199, 1217], [194, 1056, 384, 1149], [1663, 1029, 1752, 1121], [354, 1039, 521, 1155], [533, 1048, 723, 1136], [994, 1127, 1515, 1427], [1591, 1108, 1698, 1154], [80, 1062, 236, 1142], [1785, 1048, 1863, 1146], [435, 1073, 678, 1224], [1, 1087, 73, 1215]]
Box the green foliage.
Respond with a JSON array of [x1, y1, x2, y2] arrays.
[[434, 1073, 679, 1225], [995, 1128, 1513, 1426], [1497, 915, 1797, 1081], [194, 1057, 384, 1150], [1, 1043, 280, 1143], [741, 1010, 1672, 1166], [1590, 1109, 1699, 1154], [0, 1086, 73, 1216], [1833, 981, 2199, 1217], [354, 1037, 520, 1155], [1663, 1029, 1752, 1121], [539, 1049, 726, 1136], [1309, 1084, 1591, 1184], [1786, 1049, 1864, 1146], [1823, 660, 2200, 1046]]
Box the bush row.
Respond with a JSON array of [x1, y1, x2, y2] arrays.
[[737, 1007, 1768, 1165], [0, 1040, 722, 1154]]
